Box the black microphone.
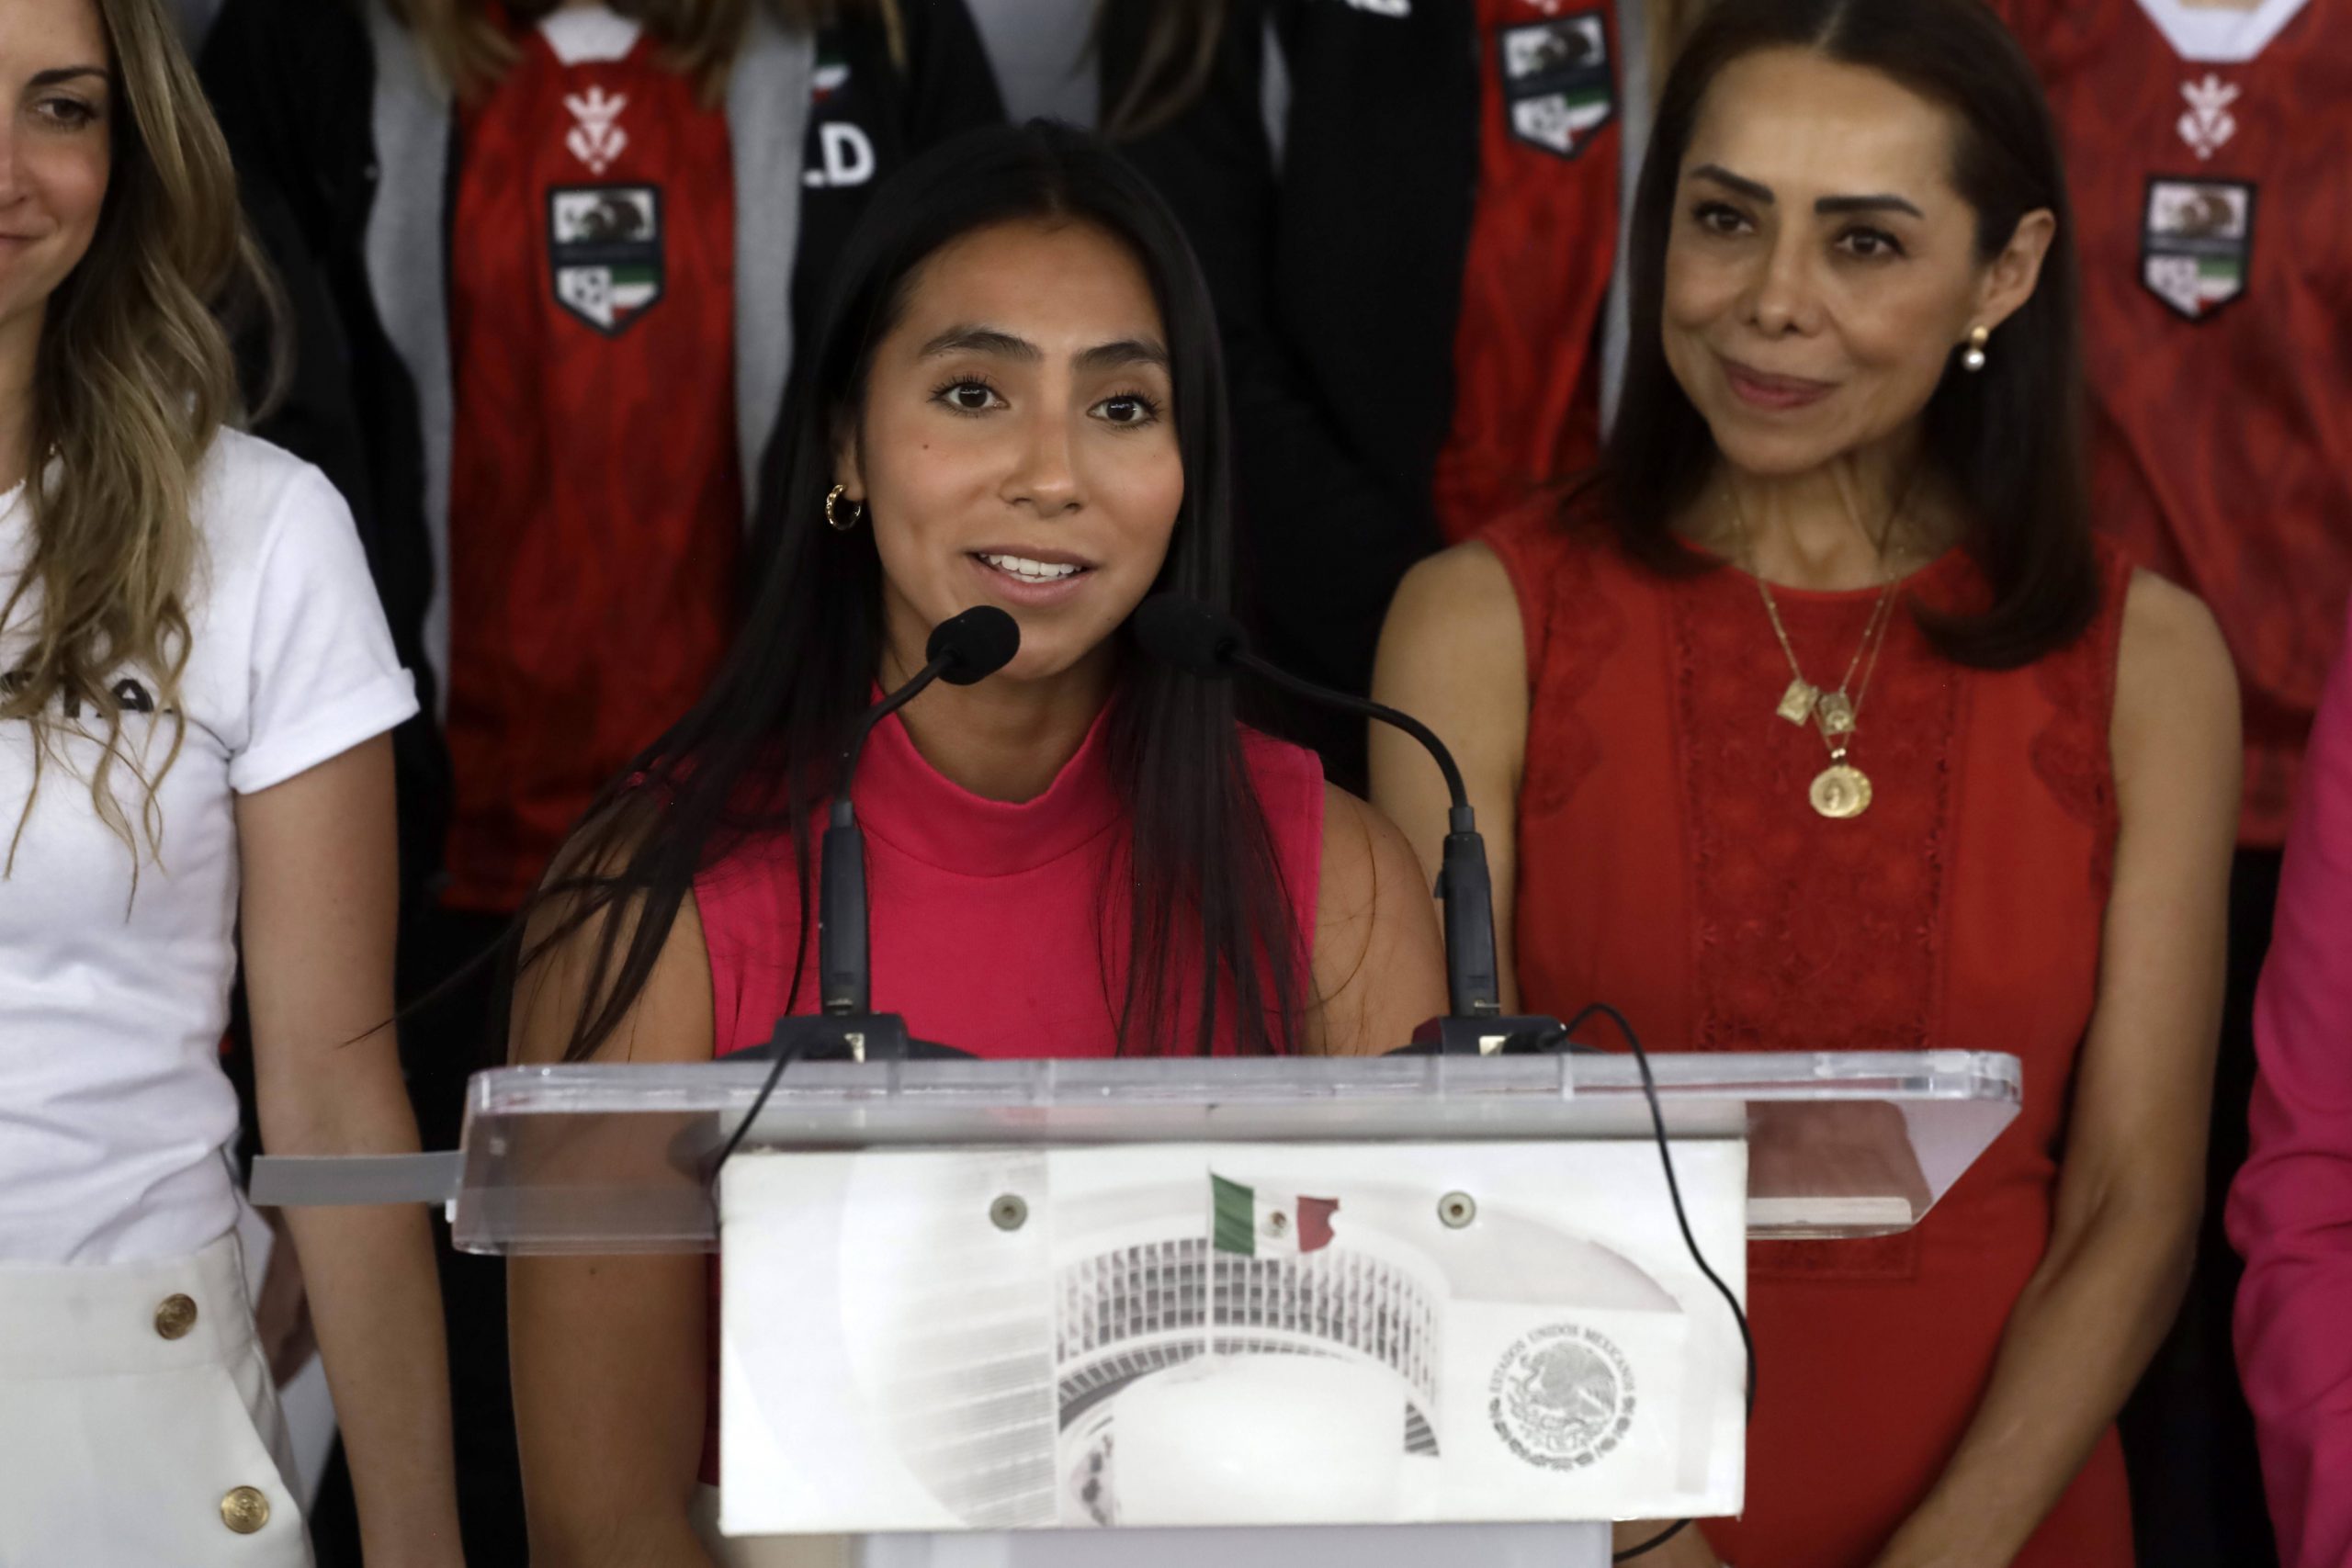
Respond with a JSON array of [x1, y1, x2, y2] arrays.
[[1133, 593, 1557, 1055], [820, 605, 1020, 1014], [734, 606, 1018, 1066]]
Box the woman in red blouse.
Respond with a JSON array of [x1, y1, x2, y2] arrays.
[[1372, 0, 2240, 1562]]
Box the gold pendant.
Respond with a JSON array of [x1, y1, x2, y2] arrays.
[[1810, 762, 1873, 819], [1776, 677, 1819, 725], [1815, 691, 1857, 738]]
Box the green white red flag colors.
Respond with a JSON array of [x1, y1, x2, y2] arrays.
[[1210, 1173, 1338, 1258]]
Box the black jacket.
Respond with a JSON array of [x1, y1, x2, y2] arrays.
[[199, 0, 1002, 899], [1100, 0, 1480, 788]]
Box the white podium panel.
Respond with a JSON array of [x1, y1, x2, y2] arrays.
[[717, 1139, 1747, 1536]]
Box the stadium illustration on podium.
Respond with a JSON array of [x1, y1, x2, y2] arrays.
[[717, 1142, 1747, 1534]]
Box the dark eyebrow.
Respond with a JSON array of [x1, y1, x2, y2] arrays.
[[1075, 339, 1169, 373], [1815, 193, 1925, 219], [921, 326, 1169, 374], [1691, 165, 1925, 220], [1691, 164, 1774, 204], [30, 66, 109, 89], [918, 326, 1042, 363]]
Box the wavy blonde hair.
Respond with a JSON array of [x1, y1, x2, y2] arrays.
[[392, 0, 886, 105], [2, 0, 261, 871]]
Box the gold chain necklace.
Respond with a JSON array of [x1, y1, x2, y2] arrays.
[[1729, 494, 1905, 820]]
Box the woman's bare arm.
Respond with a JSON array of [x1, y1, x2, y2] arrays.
[[237, 735, 463, 1566], [1872, 574, 2239, 1568], [508, 877, 721, 1568], [1305, 784, 1450, 1055]]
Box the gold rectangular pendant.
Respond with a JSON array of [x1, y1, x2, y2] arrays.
[[1776, 678, 1818, 725], [1816, 692, 1857, 737]]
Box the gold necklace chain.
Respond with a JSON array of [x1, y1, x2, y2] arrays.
[[1754, 569, 1900, 749], [1726, 491, 1905, 819]]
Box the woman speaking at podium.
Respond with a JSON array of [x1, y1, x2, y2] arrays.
[[1373, 0, 2240, 1562], [506, 122, 1446, 1563]]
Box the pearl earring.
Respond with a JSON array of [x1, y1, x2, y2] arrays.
[[1962, 325, 1991, 373]]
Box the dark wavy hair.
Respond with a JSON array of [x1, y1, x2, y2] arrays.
[[1592, 0, 2098, 667], [525, 122, 1303, 1062]]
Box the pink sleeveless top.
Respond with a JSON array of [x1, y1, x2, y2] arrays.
[[690, 701, 1327, 1481], [695, 702, 1327, 1061]]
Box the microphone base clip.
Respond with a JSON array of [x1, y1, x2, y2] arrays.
[[1391, 1014, 1570, 1056], [732, 1012, 973, 1064]]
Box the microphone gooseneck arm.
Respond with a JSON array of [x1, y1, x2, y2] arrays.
[[1230, 649, 1470, 818], [1223, 649, 1500, 1020], [818, 652, 956, 1016], [817, 604, 1022, 1019]]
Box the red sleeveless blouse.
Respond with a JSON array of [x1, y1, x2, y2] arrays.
[[1482, 506, 2137, 1567], [689, 701, 1327, 1481]]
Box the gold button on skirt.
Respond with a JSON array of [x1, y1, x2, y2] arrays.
[[153, 1293, 198, 1341], [220, 1486, 270, 1535]]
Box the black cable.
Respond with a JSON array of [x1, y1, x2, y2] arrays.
[[1542, 1001, 1755, 1564], [1613, 1518, 1691, 1561], [1561, 1000, 1757, 1416], [706, 1032, 808, 1190]]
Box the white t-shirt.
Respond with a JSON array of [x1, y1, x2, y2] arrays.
[[0, 431, 419, 1264]]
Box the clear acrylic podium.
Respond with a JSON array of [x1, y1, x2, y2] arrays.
[[254, 1049, 2020, 1567]]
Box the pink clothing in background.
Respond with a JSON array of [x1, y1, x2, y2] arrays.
[[2230, 599, 2352, 1568]]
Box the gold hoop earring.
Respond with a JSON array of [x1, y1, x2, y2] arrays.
[[824, 483, 864, 532], [1962, 325, 1991, 373]]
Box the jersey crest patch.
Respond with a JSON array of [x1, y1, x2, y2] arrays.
[[1499, 13, 1614, 160], [2177, 74, 2240, 160], [564, 86, 628, 175], [2142, 178, 2254, 321], [549, 185, 664, 335]]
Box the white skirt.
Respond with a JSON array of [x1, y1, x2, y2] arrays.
[[0, 1231, 311, 1566]]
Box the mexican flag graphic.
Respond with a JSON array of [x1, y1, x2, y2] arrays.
[[1210, 1173, 1338, 1258], [2141, 178, 2252, 321], [600, 263, 661, 328]]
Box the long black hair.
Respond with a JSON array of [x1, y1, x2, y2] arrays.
[[525, 122, 1303, 1063], [1593, 0, 2099, 667]]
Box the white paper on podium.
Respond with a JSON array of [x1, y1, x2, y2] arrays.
[[719, 1140, 1745, 1537]]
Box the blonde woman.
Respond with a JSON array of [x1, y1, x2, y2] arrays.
[[0, 0, 459, 1562]]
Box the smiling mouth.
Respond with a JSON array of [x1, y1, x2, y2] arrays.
[[973, 551, 1091, 583], [1721, 358, 1837, 410]]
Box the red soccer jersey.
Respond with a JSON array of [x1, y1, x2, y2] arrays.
[[1431, 0, 1623, 545], [2000, 0, 2352, 845], [444, 15, 742, 910]]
